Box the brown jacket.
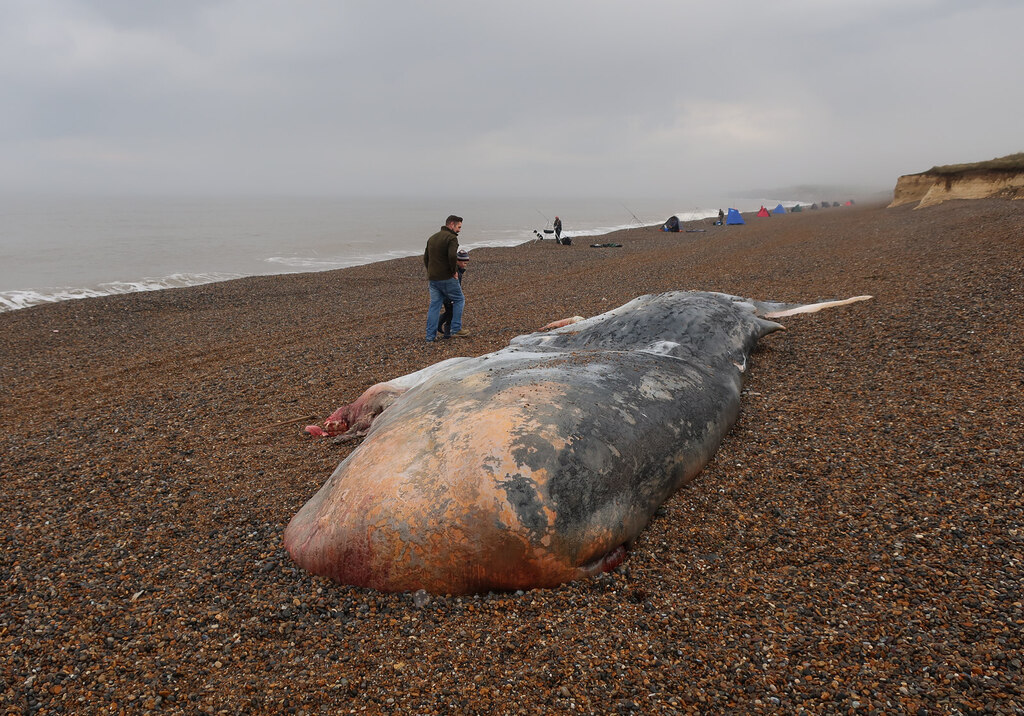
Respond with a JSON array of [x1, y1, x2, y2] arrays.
[[423, 226, 460, 281]]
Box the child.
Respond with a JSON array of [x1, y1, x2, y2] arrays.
[[438, 249, 470, 338]]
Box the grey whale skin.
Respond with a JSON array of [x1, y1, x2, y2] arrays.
[[284, 291, 871, 594]]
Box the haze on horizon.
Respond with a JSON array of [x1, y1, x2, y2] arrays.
[[1, 0, 1021, 201]]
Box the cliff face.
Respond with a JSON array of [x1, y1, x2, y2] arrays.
[[889, 169, 1024, 209]]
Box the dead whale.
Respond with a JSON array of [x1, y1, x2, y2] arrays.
[[284, 291, 871, 594]]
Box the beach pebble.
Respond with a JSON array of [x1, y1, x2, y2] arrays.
[[1, 200, 1022, 713]]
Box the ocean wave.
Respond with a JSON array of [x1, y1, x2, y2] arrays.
[[0, 272, 244, 313], [263, 233, 548, 269], [264, 250, 423, 270]]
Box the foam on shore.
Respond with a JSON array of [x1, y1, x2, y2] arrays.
[[0, 272, 243, 312]]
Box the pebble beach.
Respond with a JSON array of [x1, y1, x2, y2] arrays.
[[2, 199, 1022, 714]]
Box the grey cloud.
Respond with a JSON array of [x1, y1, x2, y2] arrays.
[[2, 0, 1022, 197]]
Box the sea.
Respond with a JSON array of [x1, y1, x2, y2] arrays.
[[0, 195, 796, 313]]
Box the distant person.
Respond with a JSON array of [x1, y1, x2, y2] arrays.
[[437, 249, 470, 339], [718, 209, 725, 225], [423, 215, 468, 342], [553, 216, 562, 243]]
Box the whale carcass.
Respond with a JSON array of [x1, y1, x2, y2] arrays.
[[285, 291, 871, 594]]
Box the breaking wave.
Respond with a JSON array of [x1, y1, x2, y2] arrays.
[[0, 272, 244, 313], [264, 249, 423, 271]]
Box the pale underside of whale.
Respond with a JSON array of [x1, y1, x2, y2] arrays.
[[284, 291, 871, 594]]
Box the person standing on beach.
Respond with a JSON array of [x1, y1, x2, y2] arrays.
[[437, 249, 470, 338], [423, 215, 468, 342], [553, 216, 563, 243]]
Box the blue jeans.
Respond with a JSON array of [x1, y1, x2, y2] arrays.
[[426, 279, 464, 341]]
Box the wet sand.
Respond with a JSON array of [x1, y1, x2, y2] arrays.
[[2, 199, 1022, 714]]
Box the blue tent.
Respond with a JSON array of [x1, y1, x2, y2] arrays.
[[773, 203, 786, 214], [726, 208, 745, 225]]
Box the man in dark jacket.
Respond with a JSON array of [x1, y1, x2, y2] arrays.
[[423, 215, 468, 342]]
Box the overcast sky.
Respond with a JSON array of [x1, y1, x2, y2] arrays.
[[2, 0, 1021, 199]]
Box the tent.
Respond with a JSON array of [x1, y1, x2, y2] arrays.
[[791, 204, 803, 213], [726, 208, 745, 225], [832, 202, 840, 207], [810, 203, 819, 210], [661, 215, 680, 232], [756, 206, 771, 217], [773, 203, 786, 214]]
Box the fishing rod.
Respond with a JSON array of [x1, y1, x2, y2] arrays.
[[535, 209, 556, 237], [621, 203, 644, 227]]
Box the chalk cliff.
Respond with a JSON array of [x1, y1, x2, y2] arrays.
[[889, 169, 1024, 209]]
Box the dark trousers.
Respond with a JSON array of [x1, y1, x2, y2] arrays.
[[438, 300, 454, 336]]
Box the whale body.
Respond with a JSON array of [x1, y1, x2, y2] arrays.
[[284, 291, 871, 594]]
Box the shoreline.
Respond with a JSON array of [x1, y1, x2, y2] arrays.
[[0, 200, 805, 314], [1, 198, 746, 314], [2, 199, 1022, 713], [0, 223, 638, 314]]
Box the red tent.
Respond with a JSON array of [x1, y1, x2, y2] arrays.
[[756, 206, 771, 217]]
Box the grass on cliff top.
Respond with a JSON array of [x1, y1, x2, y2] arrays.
[[923, 152, 1024, 175]]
